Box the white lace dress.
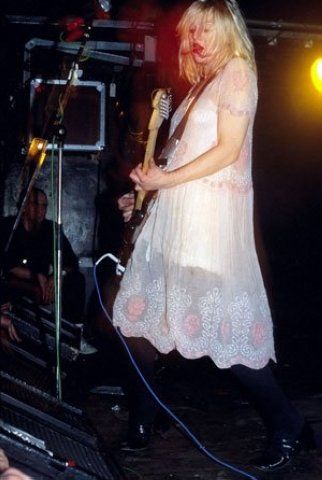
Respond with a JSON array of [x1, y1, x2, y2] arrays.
[[113, 57, 276, 369]]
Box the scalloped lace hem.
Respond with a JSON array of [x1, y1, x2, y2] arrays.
[[117, 328, 276, 370]]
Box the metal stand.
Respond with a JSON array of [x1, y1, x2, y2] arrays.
[[53, 125, 66, 400], [44, 29, 91, 400]]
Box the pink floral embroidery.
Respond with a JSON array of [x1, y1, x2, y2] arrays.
[[220, 320, 231, 344], [251, 322, 267, 347], [183, 314, 201, 337], [126, 295, 146, 322], [201, 177, 252, 195]]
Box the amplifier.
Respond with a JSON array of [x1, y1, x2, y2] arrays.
[[0, 371, 86, 432], [29, 79, 106, 151], [6, 297, 82, 364], [0, 391, 124, 480], [2, 297, 84, 384]]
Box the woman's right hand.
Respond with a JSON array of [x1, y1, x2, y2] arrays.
[[117, 192, 135, 223]]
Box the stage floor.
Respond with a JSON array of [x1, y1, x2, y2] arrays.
[[82, 353, 322, 480], [80, 220, 322, 480]]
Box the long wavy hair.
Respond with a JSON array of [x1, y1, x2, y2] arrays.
[[177, 0, 256, 85]]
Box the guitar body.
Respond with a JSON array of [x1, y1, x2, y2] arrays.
[[118, 191, 155, 268]]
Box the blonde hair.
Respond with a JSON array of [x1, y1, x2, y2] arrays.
[[177, 0, 256, 85]]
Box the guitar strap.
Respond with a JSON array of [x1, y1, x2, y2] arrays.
[[159, 73, 216, 165]]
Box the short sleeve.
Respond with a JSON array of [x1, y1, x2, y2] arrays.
[[218, 58, 258, 117]]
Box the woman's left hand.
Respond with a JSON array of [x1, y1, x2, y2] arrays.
[[129, 158, 171, 191]]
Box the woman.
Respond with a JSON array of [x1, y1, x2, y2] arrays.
[[113, 0, 313, 471]]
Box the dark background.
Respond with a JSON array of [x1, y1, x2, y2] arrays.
[[1, 0, 322, 391]]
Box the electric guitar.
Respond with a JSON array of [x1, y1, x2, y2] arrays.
[[117, 87, 172, 273]]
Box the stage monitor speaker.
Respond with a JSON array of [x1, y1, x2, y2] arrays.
[[0, 372, 125, 480], [2, 294, 102, 402], [29, 79, 106, 152], [2, 297, 83, 382], [0, 371, 87, 433]]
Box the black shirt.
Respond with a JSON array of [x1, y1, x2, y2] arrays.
[[0, 216, 78, 276]]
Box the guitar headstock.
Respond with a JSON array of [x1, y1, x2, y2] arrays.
[[148, 88, 172, 130]]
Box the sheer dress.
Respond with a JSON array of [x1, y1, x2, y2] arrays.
[[113, 57, 276, 369]]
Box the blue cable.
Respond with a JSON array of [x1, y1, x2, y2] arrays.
[[94, 254, 259, 480]]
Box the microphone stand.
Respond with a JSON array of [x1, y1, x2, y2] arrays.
[[53, 125, 66, 400], [48, 25, 91, 400]]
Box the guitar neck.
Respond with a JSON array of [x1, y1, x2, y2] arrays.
[[135, 128, 159, 210]]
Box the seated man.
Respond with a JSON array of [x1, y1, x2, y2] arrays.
[[0, 187, 85, 324]]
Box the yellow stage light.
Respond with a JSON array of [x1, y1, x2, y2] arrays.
[[311, 57, 322, 93]]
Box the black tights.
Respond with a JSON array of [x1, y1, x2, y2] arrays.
[[123, 336, 159, 428], [230, 364, 303, 438], [123, 336, 303, 438]]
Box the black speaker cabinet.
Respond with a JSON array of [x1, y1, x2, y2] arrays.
[[29, 79, 106, 152], [0, 372, 125, 480]]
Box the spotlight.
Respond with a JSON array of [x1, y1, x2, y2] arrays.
[[93, 0, 112, 19], [311, 57, 322, 94], [96, 0, 112, 13]]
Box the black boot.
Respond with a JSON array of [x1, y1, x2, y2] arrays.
[[251, 422, 316, 472], [121, 423, 152, 452]]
